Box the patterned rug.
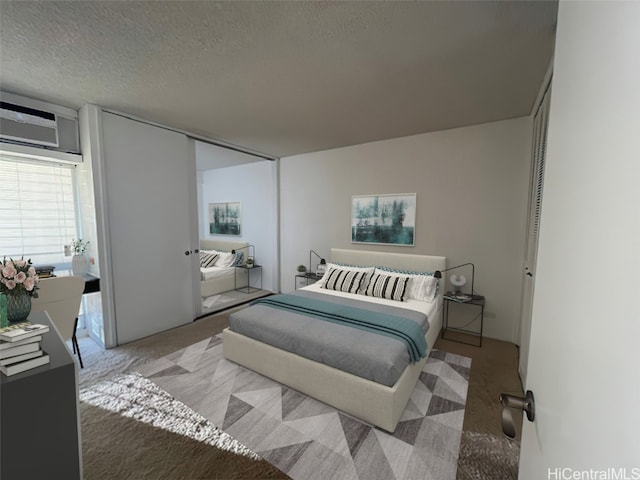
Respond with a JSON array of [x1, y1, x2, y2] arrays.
[[137, 335, 471, 480]]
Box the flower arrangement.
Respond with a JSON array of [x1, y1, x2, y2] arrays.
[[72, 239, 90, 255], [0, 257, 39, 297]]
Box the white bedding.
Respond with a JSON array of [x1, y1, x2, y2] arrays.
[[300, 281, 441, 318], [200, 265, 235, 282]]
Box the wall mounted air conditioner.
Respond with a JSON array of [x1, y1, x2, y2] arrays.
[[0, 92, 80, 154]]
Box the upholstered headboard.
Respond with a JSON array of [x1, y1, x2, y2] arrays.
[[330, 248, 446, 274], [200, 239, 249, 253]]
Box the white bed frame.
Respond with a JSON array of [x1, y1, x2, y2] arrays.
[[222, 248, 446, 432], [199, 239, 249, 298]]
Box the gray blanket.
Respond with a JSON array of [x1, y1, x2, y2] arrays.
[[229, 290, 430, 387]]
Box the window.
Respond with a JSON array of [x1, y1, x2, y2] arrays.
[[0, 156, 79, 268]]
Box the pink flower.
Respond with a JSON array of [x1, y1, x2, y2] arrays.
[[2, 265, 17, 279], [14, 259, 26, 268], [5, 280, 16, 290], [24, 277, 35, 291], [28, 267, 36, 276], [15, 271, 26, 283]]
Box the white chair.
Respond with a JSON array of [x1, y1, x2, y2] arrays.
[[31, 276, 85, 368]]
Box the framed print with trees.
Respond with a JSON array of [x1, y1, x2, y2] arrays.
[[209, 202, 241, 236], [351, 193, 416, 246]]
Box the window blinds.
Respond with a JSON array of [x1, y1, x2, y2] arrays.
[[0, 156, 78, 267]]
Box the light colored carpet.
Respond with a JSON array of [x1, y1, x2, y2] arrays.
[[138, 338, 471, 480], [75, 307, 522, 479], [80, 372, 259, 459], [79, 372, 288, 480]]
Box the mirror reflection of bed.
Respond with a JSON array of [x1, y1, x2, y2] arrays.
[[198, 239, 269, 316]]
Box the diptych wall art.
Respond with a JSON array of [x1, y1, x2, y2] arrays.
[[209, 202, 241, 236], [351, 193, 416, 246]]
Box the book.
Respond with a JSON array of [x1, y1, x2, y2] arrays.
[[0, 351, 49, 376], [444, 293, 472, 303], [0, 341, 41, 359], [0, 323, 49, 343], [0, 349, 43, 367], [0, 335, 42, 350]]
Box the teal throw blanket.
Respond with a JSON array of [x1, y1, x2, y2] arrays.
[[253, 293, 427, 362]]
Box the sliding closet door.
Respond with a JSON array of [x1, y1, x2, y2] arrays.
[[518, 84, 551, 383], [101, 112, 196, 344]]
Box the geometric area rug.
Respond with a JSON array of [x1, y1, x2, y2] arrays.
[[136, 335, 471, 480]]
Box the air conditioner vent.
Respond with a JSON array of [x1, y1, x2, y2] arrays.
[[0, 93, 80, 154], [0, 101, 59, 148]]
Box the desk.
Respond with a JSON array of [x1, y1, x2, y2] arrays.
[[79, 273, 100, 293], [0, 311, 82, 480], [54, 270, 100, 294]]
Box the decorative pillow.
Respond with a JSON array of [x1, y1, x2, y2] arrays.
[[231, 251, 245, 267], [214, 252, 236, 268], [321, 268, 366, 294], [199, 251, 219, 268], [375, 267, 439, 302], [320, 263, 375, 293], [364, 272, 410, 302]]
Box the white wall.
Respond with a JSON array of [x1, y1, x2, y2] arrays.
[[519, 1, 640, 473], [280, 117, 532, 342], [200, 161, 278, 292]]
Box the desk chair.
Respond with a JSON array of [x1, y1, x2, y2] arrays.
[[31, 276, 85, 368]]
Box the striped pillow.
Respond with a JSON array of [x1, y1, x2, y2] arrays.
[[376, 266, 440, 301], [199, 251, 219, 268], [364, 272, 409, 301], [321, 268, 366, 294]]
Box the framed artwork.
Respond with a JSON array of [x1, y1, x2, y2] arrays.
[[209, 202, 241, 236], [351, 193, 416, 246]]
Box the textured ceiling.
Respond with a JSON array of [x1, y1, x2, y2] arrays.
[[0, 1, 557, 158]]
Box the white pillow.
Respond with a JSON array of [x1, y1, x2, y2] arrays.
[[214, 252, 236, 268]]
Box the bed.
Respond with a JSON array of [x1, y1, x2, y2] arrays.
[[199, 239, 249, 298], [222, 248, 446, 432]]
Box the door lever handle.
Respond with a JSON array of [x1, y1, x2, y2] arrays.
[[500, 390, 535, 438]]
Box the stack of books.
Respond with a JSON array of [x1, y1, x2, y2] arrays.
[[35, 265, 56, 278], [0, 322, 50, 376]]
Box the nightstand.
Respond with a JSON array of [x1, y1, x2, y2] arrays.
[[441, 292, 485, 347], [235, 265, 262, 293], [295, 272, 323, 289]]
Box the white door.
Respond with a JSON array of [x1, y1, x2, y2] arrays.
[[518, 84, 551, 385], [518, 2, 640, 477], [101, 112, 197, 344]]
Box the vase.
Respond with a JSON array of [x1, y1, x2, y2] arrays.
[[7, 290, 32, 324], [72, 254, 88, 275]]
